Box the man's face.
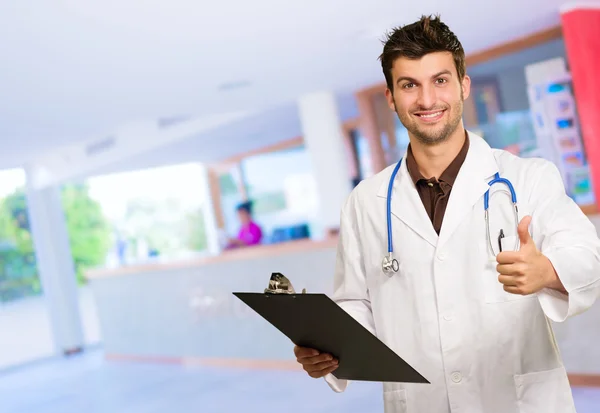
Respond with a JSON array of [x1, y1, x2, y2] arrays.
[[385, 51, 470, 146]]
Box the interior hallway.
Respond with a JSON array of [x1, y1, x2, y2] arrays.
[[1, 350, 598, 413]]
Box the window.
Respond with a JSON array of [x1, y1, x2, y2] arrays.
[[218, 165, 247, 238], [78, 163, 210, 268], [237, 146, 317, 243], [0, 169, 38, 302]]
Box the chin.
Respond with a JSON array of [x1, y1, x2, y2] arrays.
[[413, 125, 455, 145]]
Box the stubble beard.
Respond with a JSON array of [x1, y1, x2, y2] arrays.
[[395, 91, 464, 147]]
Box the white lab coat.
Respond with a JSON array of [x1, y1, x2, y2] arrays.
[[325, 132, 600, 413]]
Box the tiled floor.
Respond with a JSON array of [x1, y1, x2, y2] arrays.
[[0, 351, 598, 413]]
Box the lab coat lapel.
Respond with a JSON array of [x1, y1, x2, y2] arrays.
[[377, 159, 438, 248], [437, 133, 499, 249]]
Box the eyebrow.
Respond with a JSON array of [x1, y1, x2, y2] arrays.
[[396, 69, 453, 85]]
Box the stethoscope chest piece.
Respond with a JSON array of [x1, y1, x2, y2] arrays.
[[382, 254, 399, 275]]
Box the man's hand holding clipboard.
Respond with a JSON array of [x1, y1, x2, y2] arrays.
[[294, 345, 339, 378], [233, 272, 429, 384]]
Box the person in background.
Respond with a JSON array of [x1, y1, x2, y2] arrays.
[[226, 201, 263, 248]]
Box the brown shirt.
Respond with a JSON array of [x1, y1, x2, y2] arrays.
[[405, 134, 469, 235]]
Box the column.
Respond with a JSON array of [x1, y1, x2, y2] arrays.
[[297, 91, 354, 239], [199, 164, 222, 255], [24, 173, 84, 355], [560, 4, 600, 203], [355, 91, 387, 173]]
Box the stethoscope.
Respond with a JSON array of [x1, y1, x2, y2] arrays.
[[382, 158, 520, 275]]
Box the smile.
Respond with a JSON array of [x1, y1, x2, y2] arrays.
[[414, 110, 446, 122]]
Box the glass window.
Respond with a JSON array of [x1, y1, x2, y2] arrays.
[[350, 129, 374, 180], [79, 163, 210, 267], [238, 146, 317, 243], [218, 165, 247, 238]]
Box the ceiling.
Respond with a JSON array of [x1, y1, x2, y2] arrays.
[[0, 0, 574, 174]]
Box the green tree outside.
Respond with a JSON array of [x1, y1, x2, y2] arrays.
[[0, 184, 112, 302], [61, 184, 112, 284]]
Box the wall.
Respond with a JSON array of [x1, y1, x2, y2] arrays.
[[496, 67, 530, 112], [468, 38, 569, 115]]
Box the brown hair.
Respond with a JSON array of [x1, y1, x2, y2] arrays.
[[379, 15, 466, 92]]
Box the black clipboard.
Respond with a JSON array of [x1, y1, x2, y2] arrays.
[[233, 274, 429, 384]]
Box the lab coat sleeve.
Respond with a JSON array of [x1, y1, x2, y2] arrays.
[[324, 193, 376, 393], [531, 161, 600, 323]]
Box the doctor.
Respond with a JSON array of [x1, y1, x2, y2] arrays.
[[293, 15, 600, 413]]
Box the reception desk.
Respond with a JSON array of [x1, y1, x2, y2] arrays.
[[86, 228, 600, 383], [86, 238, 340, 365]]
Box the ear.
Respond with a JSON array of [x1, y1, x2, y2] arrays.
[[461, 74, 471, 101], [385, 88, 396, 111]]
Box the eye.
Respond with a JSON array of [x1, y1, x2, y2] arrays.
[[402, 82, 416, 89], [435, 78, 448, 84]]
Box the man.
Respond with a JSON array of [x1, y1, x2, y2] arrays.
[[293, 15, 600, 413]]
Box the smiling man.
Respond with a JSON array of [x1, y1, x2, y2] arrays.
[[293, 14, 600, 413], [381, 16, 471, 235]]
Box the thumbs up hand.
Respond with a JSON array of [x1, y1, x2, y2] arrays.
[[496, 216, 562, 295]]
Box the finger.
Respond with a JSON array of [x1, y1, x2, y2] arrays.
[[298, 353, 335, 365], [496, 263, 525, 276], [503, 285, 521, 294], [498, 274, 519, 287], [304, 359, 339, 373], [496, 251, 525, 265], [294, 346, 319, 359], [317, 364, 340, 378], [517, 215, 533, 247], [306, 361, 339, 378], [503, 285, 533, 295]]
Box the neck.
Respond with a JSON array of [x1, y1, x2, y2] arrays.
[[409, 126, 466, 179]]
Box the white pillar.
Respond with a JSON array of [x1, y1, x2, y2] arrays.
[[24, 169, 84, 354], [197, 163, 222, 255], [297, 91, 353, 239]]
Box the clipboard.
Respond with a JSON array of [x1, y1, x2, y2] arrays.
[[233, 273, 429, 384]]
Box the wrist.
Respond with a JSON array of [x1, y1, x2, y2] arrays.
[[542, 255, 567, 294]]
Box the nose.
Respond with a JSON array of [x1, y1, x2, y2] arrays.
[[417, 83, 437, 109]]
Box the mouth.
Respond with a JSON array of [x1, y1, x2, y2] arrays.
[[413, 109, 446, 123]]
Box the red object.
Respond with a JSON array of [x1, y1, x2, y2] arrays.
[[561, 6, 600, 203]]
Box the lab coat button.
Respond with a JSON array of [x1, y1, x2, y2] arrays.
[[451, 372, 462, 383], [443, 314, 453, 321], [437, 252, 446, 261]]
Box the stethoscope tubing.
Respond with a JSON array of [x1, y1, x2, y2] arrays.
[[383, 162, 519, 274]]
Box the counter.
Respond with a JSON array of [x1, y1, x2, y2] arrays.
[[87, 238, 339, 365]]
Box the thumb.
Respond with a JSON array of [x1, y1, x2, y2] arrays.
[[517, 215, 533, 248]]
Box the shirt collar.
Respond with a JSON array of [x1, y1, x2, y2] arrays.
[[406, 131, 470, 186]]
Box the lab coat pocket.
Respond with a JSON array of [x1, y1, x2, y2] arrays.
[[383, 388, 408, 413], [514, 366, 575, 413]]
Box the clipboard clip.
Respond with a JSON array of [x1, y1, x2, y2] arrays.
[[264, 272, 306, 295]]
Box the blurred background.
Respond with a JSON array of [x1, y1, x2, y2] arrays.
[[1, 1, 600, 412]]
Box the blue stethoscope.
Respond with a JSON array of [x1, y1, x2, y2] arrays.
[[382, 158, 520, 274]]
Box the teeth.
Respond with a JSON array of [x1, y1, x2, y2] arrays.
[[419, 111, 442, 118]]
